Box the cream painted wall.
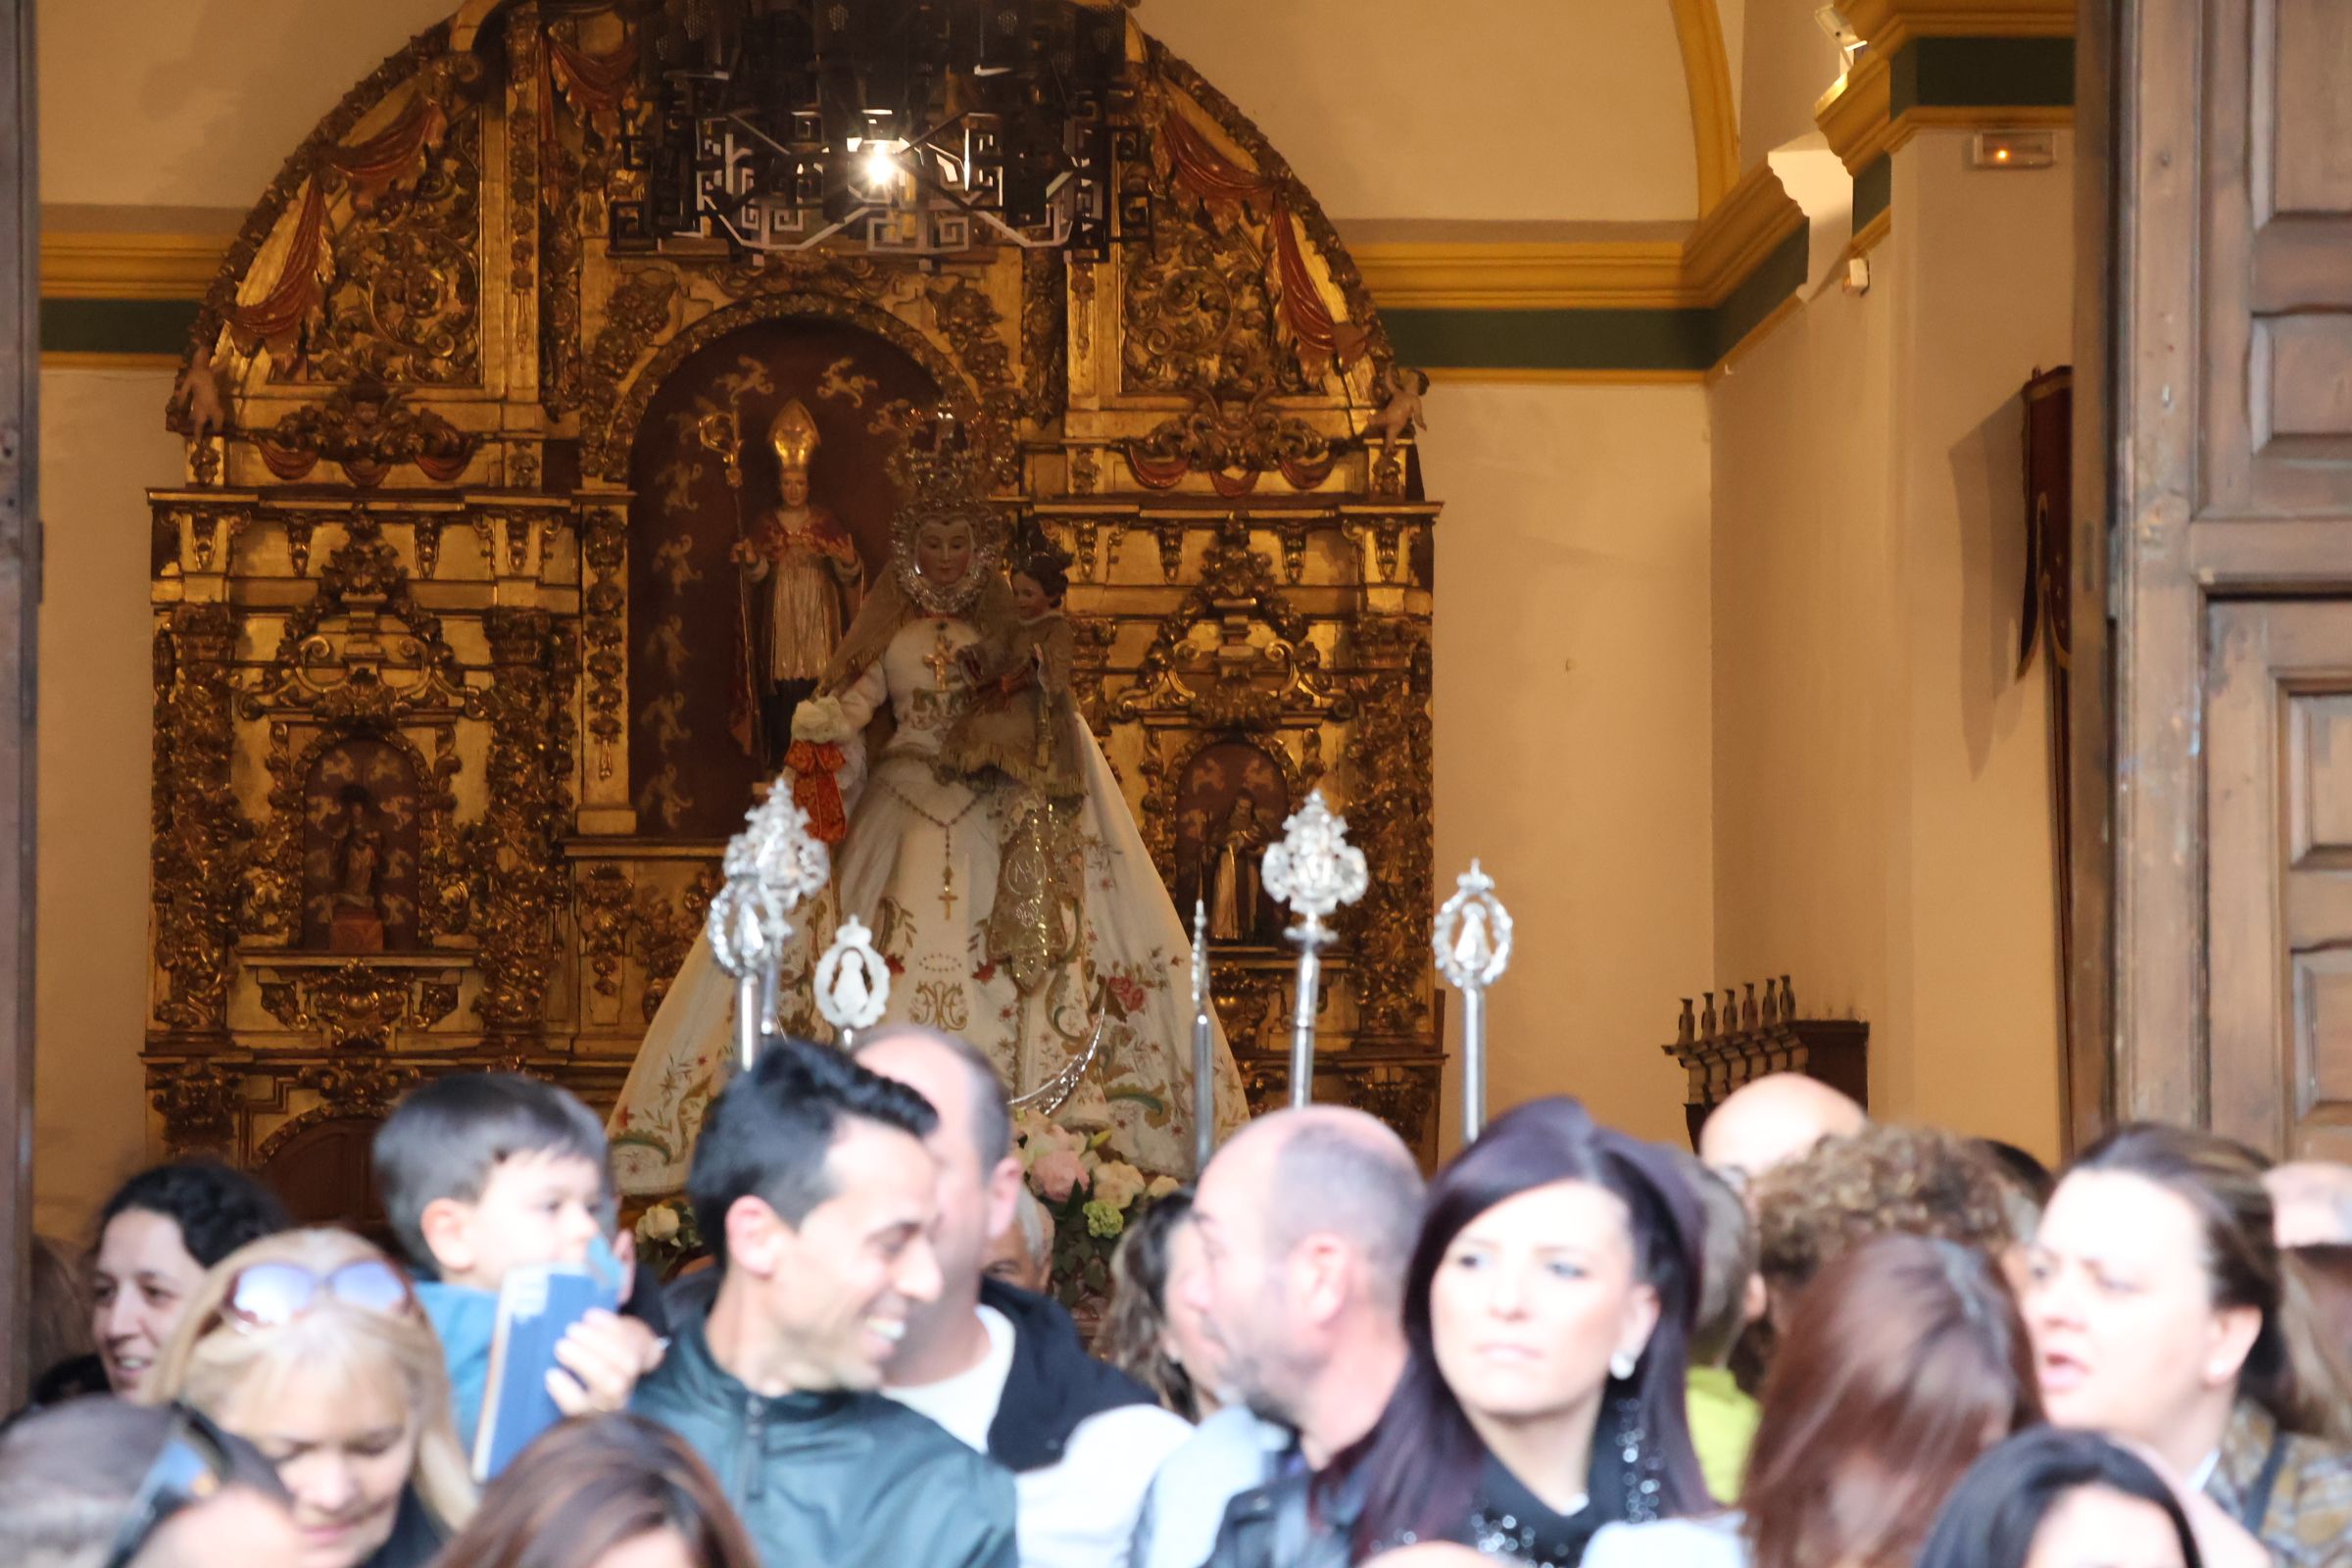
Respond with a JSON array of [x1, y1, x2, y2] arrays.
[[33, 368, 184, 1238], [1147, 1, 1702, 221], [1735, 0, 1845, 166], [39, 0, 447, 211], [1710, 132, 2072, 1161], [39, 0, 1709, 227], [1886, 130, 2070, 1156], [1423, 383, 1714, 1150]]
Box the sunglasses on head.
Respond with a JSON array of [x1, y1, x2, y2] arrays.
[[213, 1258, 417, 1334], [100, 1403, 237, 1568]]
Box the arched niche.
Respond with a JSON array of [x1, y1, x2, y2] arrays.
[[625, 315, 947, 839]]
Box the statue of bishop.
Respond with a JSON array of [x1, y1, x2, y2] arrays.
[[730, 399, 862, 766]]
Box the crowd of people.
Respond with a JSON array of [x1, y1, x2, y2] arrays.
[[8, 1028, 2352, 1568]]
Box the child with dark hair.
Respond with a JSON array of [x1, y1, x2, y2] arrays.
[[372, 1073, 662, 1450], [88, 1157, 292, 1398], [944, 551, 1082, 800]]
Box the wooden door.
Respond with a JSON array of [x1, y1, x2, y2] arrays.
[[0, 0, 34, 1405], [2209, 603, 2352, 1160], [2113, 0, 2352, 1149]]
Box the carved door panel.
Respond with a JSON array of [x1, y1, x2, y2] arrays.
[[2210, 603, 2352, 1158], [2114, 0, 2352, 1135]]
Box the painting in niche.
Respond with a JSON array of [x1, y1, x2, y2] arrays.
[[1172, 739, 1292, 945], [301, 739, 422, 952], [627, 318, 946, 841]]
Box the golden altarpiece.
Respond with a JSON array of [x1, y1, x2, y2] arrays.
[[143, 5, 1440, 1209]]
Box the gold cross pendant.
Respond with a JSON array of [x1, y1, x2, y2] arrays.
[[923, 621, 957, 691]]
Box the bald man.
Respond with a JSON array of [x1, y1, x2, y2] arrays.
[[1697, 1072, 1867, 1194], [856, 1026, 1191, 1568], [2268, 1160, 2352, 1248], [1138, 1106, 1424, 1568]]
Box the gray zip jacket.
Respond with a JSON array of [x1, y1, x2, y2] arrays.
[[634, 1317, 1019, 1568]]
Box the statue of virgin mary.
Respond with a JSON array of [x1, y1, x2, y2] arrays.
[[611, 436, 1248, 1192]]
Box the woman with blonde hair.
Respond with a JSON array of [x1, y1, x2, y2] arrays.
[[148, 1226, 475, 1568]]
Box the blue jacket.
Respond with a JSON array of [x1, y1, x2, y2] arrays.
[[414, 1280, 497, 1453]]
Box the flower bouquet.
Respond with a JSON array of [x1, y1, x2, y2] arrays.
[[1014, 1088, 1180, 1313]]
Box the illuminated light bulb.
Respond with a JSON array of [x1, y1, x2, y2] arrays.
[[863, 146, 897, 189]]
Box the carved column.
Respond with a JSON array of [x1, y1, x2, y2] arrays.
[[151, 604, 247, 1040], [469, 609, 573, 1037], [1346, 616, 1434, 1042], [575, 502, 635, 831]]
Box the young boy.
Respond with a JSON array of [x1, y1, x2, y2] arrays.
[[373, 1073, 662, 1451]]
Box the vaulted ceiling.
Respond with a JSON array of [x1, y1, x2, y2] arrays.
[[38, 0, 1739, 228]]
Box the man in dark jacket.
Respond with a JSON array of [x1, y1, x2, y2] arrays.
[[632, 1037, 1018, 1568], [858, 1026, 1192, 1568]]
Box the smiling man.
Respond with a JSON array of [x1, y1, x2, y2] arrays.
[[633, 1037, 1017, 1568]]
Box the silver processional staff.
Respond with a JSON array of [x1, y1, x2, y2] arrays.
[[707, 785, 831, 1071], [1261, 789, 1369, 1109], [1433, 860, 1513, 1144]]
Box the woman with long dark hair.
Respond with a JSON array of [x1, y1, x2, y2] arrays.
[[1221, 1097, 1706, 1568], [1915, 1428, 2203, 1568], [1588, 1234, 2041, 1568], [2023, 1124, 2352, 1567]]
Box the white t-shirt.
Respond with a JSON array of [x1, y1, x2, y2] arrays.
[[885, 1306, 1197, 1568]]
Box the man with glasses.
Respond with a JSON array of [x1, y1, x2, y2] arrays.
[[0, 1396, 301, 1568]]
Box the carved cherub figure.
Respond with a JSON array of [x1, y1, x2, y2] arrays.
[[652, 535, 703, 597], [1367, 365, 1430, 447], [639, 690, 691, 753], [636, 761, 692, 831], [642, 613, 691, 680]]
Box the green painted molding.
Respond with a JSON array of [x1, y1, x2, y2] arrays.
[[1854, 156, 1894, 237], [40, 298, 197, 359], [1889, 36, 2075, 116]]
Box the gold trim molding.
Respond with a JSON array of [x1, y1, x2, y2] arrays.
[[1667, 0, 1740, 214], [1839, 0, 2075, 53], [42, 230, 228, 300], [1353, 242, 1688, 311]]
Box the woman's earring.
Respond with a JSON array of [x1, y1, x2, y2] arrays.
[[1609, 1350, 1638, 1380]]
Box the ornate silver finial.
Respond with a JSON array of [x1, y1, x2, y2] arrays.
[[1191, 899, 1215, 1178], [814, 915, 890, 1042], [1261, 789, 1369, 1107], [708, 786, 832, 1071], [1434, 860, 1514, 1143]]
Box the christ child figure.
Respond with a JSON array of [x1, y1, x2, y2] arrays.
[[944, 554, 1083, 801]]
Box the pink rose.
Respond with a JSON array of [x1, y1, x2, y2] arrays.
[[1107, 974, 1148, 1014], [1032, 1148, 1091, 1203]]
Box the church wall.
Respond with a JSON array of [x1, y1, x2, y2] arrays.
[[1885, 129, 2072, 1159], [32, 367, 185, 1237], [1425, 382, 1714, 1150], [1710, 130, 2073, 1161], [1736, 0, 1848, 167]]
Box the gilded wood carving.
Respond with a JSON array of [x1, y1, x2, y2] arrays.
[[144, 5, 1442, 1170]]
